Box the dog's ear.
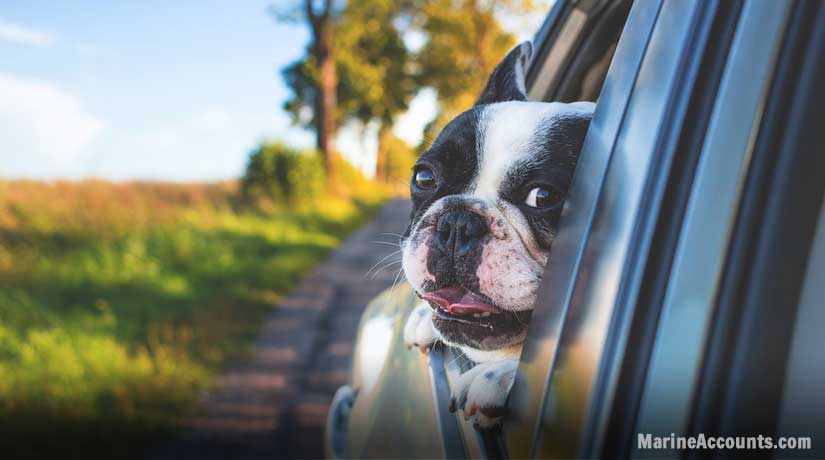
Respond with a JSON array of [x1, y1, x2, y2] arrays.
[[475, 41, 532, 106]]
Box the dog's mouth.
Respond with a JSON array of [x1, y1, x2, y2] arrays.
[[423, 286, 499, 314], [421, 286, 505, 327], [421, 285, 532, 350]]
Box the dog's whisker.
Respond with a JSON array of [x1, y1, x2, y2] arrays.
[[368, 259, 403, 279], [365, 250, 402, 277], [376, 232, 406, 239], [445, 347, 467, 368], [372, 236, 405, 244], [388, 266, 406, 297], [369, 240, 402, 248], [366, 258, 402, 280]]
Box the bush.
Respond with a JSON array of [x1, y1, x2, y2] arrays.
[[241, 141, 394, 209], [241, 143, 327, 208]]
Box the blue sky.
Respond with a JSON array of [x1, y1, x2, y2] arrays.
[[0, 1, 545, 181], [0, 1, 317, 180]]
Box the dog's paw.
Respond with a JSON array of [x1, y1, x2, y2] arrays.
[[403, 302, 438, 353], [449, 359, 518, 430]]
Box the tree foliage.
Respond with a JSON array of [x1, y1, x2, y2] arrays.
[[409, 0, 536, 148], [337, 0, 415, 126], [414, 0, 522, 115], [282, 0, 415, 181], [279, 0, 537, 178]]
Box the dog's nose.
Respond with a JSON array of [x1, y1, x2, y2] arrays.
[[435, 210, 488, 259]]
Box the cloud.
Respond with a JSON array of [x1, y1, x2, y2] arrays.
[[0, 73, 103, 177], [0, 17, 56, 47]]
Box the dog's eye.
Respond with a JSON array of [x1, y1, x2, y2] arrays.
[[414, 168, 437, 190], [525, 187, 563, 208]]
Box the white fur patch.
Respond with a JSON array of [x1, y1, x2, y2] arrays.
[[451, 359, 519, 429], [403, 302, 439, 349], [401, 232, 435, 289], [471, 101, 578, 201]]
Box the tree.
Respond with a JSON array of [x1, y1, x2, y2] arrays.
[[335, 0, 415, 181], [279, 0, 340, 184], [282, 0, 415, 183], [279, 0, 536, 182], [409, 0, 536, 148]]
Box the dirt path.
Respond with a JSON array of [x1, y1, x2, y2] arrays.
[[148, 199, 410, 459]]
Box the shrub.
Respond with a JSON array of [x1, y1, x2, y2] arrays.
[[241, 143, 327, 208]]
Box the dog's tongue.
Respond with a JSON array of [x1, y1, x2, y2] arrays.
[[422, 287, 499, 315]]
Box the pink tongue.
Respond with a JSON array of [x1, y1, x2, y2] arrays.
[[421, 287, 499, 315]]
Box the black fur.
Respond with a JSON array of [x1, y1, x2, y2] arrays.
[[476, 42, 532, 105]]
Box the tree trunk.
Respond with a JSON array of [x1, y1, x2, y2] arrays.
[[308, 0, 337, 186], [375, 121, 392, 182]]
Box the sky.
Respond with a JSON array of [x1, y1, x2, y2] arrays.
[[0, 1, 547, 182]]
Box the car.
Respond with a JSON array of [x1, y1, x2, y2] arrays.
[[326, 0, 825, 458]]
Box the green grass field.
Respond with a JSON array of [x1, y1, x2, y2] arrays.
[[0, 179, 383, 457]]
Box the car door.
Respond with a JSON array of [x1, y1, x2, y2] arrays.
[[509, 0, 825, 458]]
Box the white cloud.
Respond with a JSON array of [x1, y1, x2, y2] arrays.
[[0, 73, 104, 177], [0, 17, 56, 47]]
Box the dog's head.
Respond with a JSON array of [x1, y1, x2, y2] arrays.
[[401, 42, 594, 353]]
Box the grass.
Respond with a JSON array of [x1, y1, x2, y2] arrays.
[[0, 179, 384, 457]]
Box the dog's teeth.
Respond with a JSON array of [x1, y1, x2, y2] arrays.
[[480, 312, 490, 317], [473, 313, 481, 318]]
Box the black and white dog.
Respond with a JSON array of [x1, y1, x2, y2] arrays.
[[401, 41, 594, 429]]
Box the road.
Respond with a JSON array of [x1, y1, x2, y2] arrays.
[[148, 199, 410, 459]]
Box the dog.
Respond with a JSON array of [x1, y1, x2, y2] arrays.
[[401, 41, 594, 429]]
